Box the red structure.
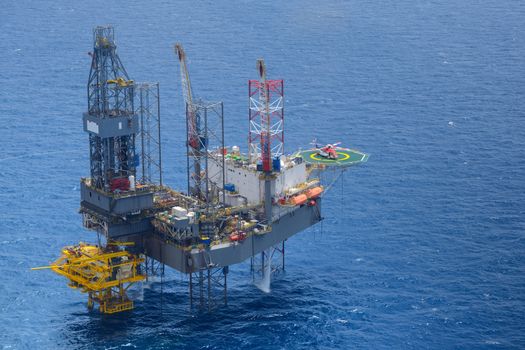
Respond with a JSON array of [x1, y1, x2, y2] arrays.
[[248, 60, 284, 172]]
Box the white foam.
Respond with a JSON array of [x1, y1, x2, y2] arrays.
[[255, 248, 271, 293]]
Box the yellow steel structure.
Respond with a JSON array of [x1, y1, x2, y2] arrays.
[[32, 242, 145, 314]]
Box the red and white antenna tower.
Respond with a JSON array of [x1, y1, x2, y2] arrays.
[[248, 59, 284, 172]]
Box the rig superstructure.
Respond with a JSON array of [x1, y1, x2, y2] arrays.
[[33, 26, 368, 313]]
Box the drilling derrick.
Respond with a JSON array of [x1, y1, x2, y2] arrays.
[[86, 26, 137, 191]]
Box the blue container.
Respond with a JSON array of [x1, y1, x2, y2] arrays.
[[256, 162, 263, 171], [224, 183, 235, 192], [200, 136, 208, 148], [273, 156, 281, 172]]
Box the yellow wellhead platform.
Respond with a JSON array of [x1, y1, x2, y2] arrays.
[[32, 242, 145, 314]]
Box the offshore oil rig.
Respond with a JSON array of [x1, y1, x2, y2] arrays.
[[33, 26, 367, 314]]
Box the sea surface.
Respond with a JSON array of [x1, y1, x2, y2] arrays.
[[1, 0, 524, 349]]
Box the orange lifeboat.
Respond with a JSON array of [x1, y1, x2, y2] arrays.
[[306, 186, 323, 199], [292, 194, 308, 206]]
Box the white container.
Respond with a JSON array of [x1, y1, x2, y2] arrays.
[[187, 211, 196, 224], [129, 175, 136, 190], [172, 206, 188, 217]]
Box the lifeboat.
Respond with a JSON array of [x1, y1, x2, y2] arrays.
[[292, 194, 308, 206], [306, 186, 323, 199]]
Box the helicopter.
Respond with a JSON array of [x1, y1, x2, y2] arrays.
[[310, 139, 342, 159]]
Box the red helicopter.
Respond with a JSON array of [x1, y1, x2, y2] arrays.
[[311, 139, 342, 159]]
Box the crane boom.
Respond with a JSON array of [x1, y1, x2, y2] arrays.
[[175, 43, 199, 150], [175, 43, 194, 110]]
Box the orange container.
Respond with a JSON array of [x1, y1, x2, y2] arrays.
[[306, 186, 323, 199], [292, 194, 308, 206]]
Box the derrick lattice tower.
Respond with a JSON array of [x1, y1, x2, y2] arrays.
[[86, 26, 137, 191]]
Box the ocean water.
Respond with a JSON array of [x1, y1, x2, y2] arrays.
[[1, 0, 524, 349]]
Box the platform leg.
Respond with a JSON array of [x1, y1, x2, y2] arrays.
[[189, 272, 193, 309], [223, 266, 228, 306], [87, 292, 94, 310], [282, 240, 285, 271], [207, 269, 211, 311], [261, 250, 266, 278], [199, 270, 204, 309], [251, 243, 286, 290]]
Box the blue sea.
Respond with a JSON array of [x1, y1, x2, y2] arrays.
[[1, 0, 524, 349]]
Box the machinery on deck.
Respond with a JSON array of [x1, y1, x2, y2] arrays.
[[34, 26, 368, 314]]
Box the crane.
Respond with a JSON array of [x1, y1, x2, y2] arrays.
[[175, 43, 199, 150], [175, 43, 204, 199]]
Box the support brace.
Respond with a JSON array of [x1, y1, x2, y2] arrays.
[[189, 266, 228, 311]]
